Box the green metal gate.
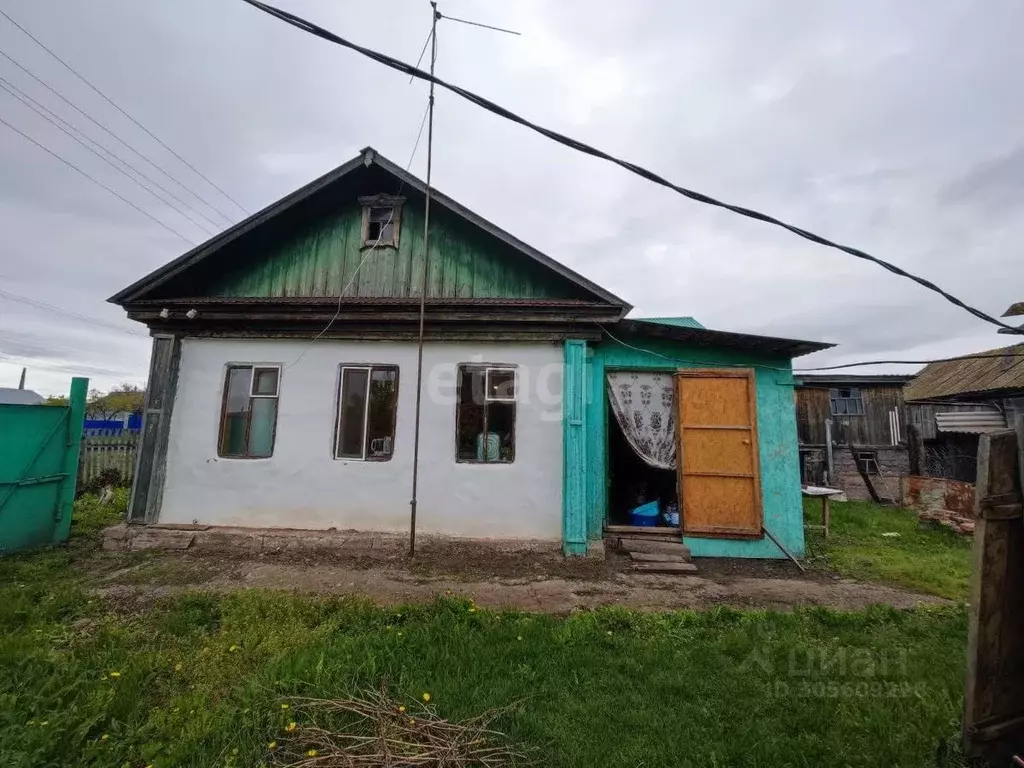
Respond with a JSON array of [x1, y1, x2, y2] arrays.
[[0, 378, 88, 553]]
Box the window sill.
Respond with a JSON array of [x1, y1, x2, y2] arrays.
[[360, 242, 398, 250], [455, 460, 516, 466], [216, 455, 274, 461], [333, 456, 394, 463]]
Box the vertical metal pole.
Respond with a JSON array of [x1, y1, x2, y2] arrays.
[[409, 3, 439, 557], [824, 418, 834, 486]]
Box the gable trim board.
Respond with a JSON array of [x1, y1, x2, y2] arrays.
[[110, 147, 629, 313]]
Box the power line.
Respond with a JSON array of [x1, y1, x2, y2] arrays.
[[0, 46, 236, 227], [438, 13, 520, 36], [239, 0, 1021, 336], [0, 6, 248, 217], [0, 113, 195, 244], [795, 351, 1024, 372], [0, 288, 150, 337], [0, 78, 218, 236]]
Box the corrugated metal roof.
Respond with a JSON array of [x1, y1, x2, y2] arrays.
[[796, 374, 914, 386], [904, 343, 1024, 401], [935, 410, 1007, 434], [636, 316, 705, 329], [0, 388, 44, 405]]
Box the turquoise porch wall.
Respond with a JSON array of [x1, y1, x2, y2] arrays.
[[582, 337, 804, 559]]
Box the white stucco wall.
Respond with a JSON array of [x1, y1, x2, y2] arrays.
[[158, 338, 564, 539]]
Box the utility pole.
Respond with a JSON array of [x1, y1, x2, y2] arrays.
[[408, 1, 440, 558]]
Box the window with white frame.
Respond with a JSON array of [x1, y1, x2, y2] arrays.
[[829, 387, 864, 416], [455, 365, 516, 463], [218, 365, 280, 458], [335, 365, 399, 460]]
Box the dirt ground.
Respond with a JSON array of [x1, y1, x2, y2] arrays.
[[88, 541, 947, 613]]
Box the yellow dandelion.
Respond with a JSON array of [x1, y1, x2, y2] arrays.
[[100, 734, 109, 741], [517, 635, 523, 641], [468, 607, 477, 613], [108, 671, 121, 678], [422, 693, 431, 702], [174, 663, 183, 672], [268, 741, 277, 750], [229, 645, 239, 653], [398, 705, 406, 713], [397, 632, 403, 637], [40, 721, 48, 726], [280, 703, 290, 710], [145, 764, 153, 768], [606, 631, 613, 636], [286, 721, 297, 732], [409, 718, 416, 725], [306, 749, 318, 757]]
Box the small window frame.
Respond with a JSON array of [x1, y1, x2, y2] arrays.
[[333, 363, 400, 462], [455, 364, 517, 465], [217, 364, 281, 460], [855, 450, 880, 475], [359, 194, 405, 249], [829, 386, 864, 417]]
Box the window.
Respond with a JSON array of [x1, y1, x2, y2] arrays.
[[359, 195, 404, 248], [829, 387, 864, 416], [218, 365, 280, 458], [456, 365, 516, 463], [855, 450, 879, 475], [335, 365, 399, 460]]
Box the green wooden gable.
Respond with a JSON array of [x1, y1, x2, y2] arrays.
[[111, 148, 627, 309]]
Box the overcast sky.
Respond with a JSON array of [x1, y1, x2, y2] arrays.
[[1, 0, 1022, 396]]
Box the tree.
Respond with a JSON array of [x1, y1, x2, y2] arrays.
[[43, 395, 68, 407], [86, 384, 145, 420]]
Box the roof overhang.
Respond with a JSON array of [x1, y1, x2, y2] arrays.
[[615, 319, 833, 359]]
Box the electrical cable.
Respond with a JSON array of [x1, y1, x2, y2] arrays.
[[284, 98, 433, 371], [0, 288, 150, 337], [795, 352, 1024, 372], [239, 0, 1021, 336], [0, 46, 237, 227], [0, 113, 195, 244], [0, 78, 219, 236], [0, 7, 247, 217], [438, 13, 520, 36]]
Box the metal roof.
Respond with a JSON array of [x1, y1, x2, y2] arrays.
[[904, 343, 1024, 401], [935, 410, 1007, 434], [109, 147, 630, 312], [636, 316, 705, 329], [796, 374, 915, 387], [0, 388, 44, 405], [617, 319, 833, 359]]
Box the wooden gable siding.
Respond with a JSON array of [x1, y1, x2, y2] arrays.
[[796, 385, 905, 447], [203, 201, 579, 301]]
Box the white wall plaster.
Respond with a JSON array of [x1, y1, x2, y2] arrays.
[[159, 338, 564, 539]]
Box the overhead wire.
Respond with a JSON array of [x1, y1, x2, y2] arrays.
[[0, 77, 219, 236], [0, 6, 247, 217], [794, 351, 1024, 372], [0, 46, 237, 227], [0, 288, 150, 337], [239, 0, 1020, 336], [0, 112, 195, 244]]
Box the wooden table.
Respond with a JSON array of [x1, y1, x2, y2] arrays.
[[802, 486, 844, 538]]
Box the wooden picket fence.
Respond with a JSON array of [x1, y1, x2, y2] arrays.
[[78, 429, 140, 488]]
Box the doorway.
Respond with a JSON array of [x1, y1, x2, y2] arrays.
[[607, 405, 679, 528]]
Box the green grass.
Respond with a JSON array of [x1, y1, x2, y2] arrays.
[[804, 499, 973, 601], [0, 495, 970, 767]]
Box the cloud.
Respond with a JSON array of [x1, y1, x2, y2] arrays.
[[1, 0, 1023, 395]]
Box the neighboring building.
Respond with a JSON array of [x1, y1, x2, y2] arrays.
[[110, 146, 830, 559], [0, 387, 44, 406], [794, 374, 913, 500]]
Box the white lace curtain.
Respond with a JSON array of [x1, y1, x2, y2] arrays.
[[606, 371, 676, 470]]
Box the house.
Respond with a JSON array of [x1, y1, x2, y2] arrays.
[[110, 147, 830, 559], [0, 387, 44, 406], [794, 374, 913, 501]]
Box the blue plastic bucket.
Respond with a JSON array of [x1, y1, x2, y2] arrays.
[[630, 500, 660, 527]]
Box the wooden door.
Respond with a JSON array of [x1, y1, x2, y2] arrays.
[[675, 369, 763, 538]]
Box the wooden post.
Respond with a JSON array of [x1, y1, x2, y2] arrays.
[[963, 427, 1024, 762], [821, 496, 830, 538], [824, 419, 834, 485], [907, 422, 923, 477]]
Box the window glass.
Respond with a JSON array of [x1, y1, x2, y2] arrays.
[[337, 368, 369, 459], [367, 206, 395, 242], [218, 365, 280, 458], [366, 368, 398, 459], [456, 366, 516, 463]]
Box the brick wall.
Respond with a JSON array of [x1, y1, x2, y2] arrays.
[[830, 447, 908, 501]]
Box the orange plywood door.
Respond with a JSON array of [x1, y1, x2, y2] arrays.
[[675, 369, 763, 538]]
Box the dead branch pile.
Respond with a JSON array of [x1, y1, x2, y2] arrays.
[[274, 688, 530, 767]]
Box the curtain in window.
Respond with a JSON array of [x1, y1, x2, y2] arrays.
[[606, 372, 676, 470]]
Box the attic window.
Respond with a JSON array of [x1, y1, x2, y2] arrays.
[[359, 195, 404, 248]]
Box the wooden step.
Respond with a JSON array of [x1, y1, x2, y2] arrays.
[[613, 539, 692, 558], [606, 525, 681, 536], [632, 562, 699, 575], [629, 552, 690, 564]]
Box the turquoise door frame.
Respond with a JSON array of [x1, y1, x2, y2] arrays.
[[562, 340, 588, 555]]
